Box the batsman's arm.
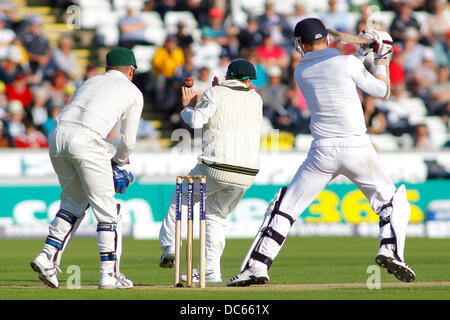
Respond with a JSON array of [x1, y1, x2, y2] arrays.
[[348, 55, 389, 100], [180, 88, 218, 129]]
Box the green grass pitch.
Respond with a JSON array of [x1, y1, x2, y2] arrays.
[[1, 237, 450, 301]]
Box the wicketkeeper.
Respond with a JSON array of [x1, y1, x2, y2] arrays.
[[30, 47, 143, 289], [158, 59, 263, 283], [228, 18, 416, 286]]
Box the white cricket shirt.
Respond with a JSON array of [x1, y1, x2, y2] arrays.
[[56, 70, 144, 163], [294, 48, 387, 140]]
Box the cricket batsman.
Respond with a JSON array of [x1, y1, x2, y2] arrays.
[[30, 47, 143, 289], [227, 18, 416, 286], [158, 59, 263, 283]]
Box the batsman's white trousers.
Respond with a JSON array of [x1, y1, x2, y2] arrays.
[[159, 163, 248, 275], [49, 124, 117, 224], [256, 134, 396, 263]]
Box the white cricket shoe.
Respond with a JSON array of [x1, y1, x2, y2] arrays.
[[159, 247, 175, 268], [227, 266, 269, 287], [180, 268, 222, 283], [375, 246, 416, 282], [30, 253, 59, 288], [99, 272, 133, 289]]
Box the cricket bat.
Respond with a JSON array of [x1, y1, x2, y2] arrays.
[[327, 28, 374, 45]]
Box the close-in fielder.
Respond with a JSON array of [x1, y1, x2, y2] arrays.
[[30, 47, 143, 289], [158, 60, 263, 283], [228, 18, 416, 286]]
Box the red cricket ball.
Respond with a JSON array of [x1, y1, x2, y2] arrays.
[[184, 77, 194, 88]]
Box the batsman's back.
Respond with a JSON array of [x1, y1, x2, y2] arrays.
[[294, 48, 367, 140]]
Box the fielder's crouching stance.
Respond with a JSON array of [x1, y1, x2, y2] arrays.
[[30, 47, 143, 289], [227, 18, 416, 287]]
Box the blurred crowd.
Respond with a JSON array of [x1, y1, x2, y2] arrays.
[[0, 0, 449, 151], [0, 4, 79, 149]]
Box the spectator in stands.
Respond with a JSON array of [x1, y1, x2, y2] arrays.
[[221, 31, 240, 61], [428, 65, 450, 118], [170, 49, 196, 127], [273, 87, 311, 135], [413, 123, 431, 150], [118, 3, 151, 49], [173, 48, 195, 82], [42, 105, 61, 137], [50, 36, 78, 80], [212, 52, 231, 83], [321, 0, 351, 32], [13, 119, 48, 148], [286, 0, 310, 31], [5, 73, 32, 108], [9, 38, 29, 69], [446, 31, 450, 65], [257, 0, 292, 49], [424, 0, 450, 68], [151, 34, 185, 112], [42, 71, 67, 109], [255, 31, 290, 71], [205, 7, 227, 46], [389, 44, 406, 87], [5, 99, 25, 138], [174, 22, 194, 50], [63, 82, 76, 105], [2, 4, 28, 37], [183, 0, 210, 27], [0, 81, 7, 119], [0, 45, 23, 83], [258, 65, 288, 125], [245, 48, 268, 89], [0, 13, 16, 60], [429, 35, 449, 69], [402, 27, 427, 76], [84, 64, 98, 80], [29, 87, 49, 130], [191, 27, 222, 71], [152, 0, 179, 21], [193, 66, 212, 95], [355, 3, 374, 34], [0, 119, 12, 147], [389, 1, 421, 43], [425, 0, 448, 43], [237, 15, 264, 51], [377, 81, 427, 139], [411, 48, 438, 108], [364, 95, 385, 134], [20, 15, 51, 74]]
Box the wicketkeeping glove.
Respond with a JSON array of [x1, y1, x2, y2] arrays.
[[111, 159, 135, 194]]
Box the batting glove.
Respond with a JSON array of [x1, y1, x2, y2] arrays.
[[371, 29, 393, 61], [111, 159, 135, 194], [356, 29, 377, 58]]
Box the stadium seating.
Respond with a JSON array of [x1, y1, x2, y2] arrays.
[[1, 0, 447, 151], [132, 45, 156, 73]]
